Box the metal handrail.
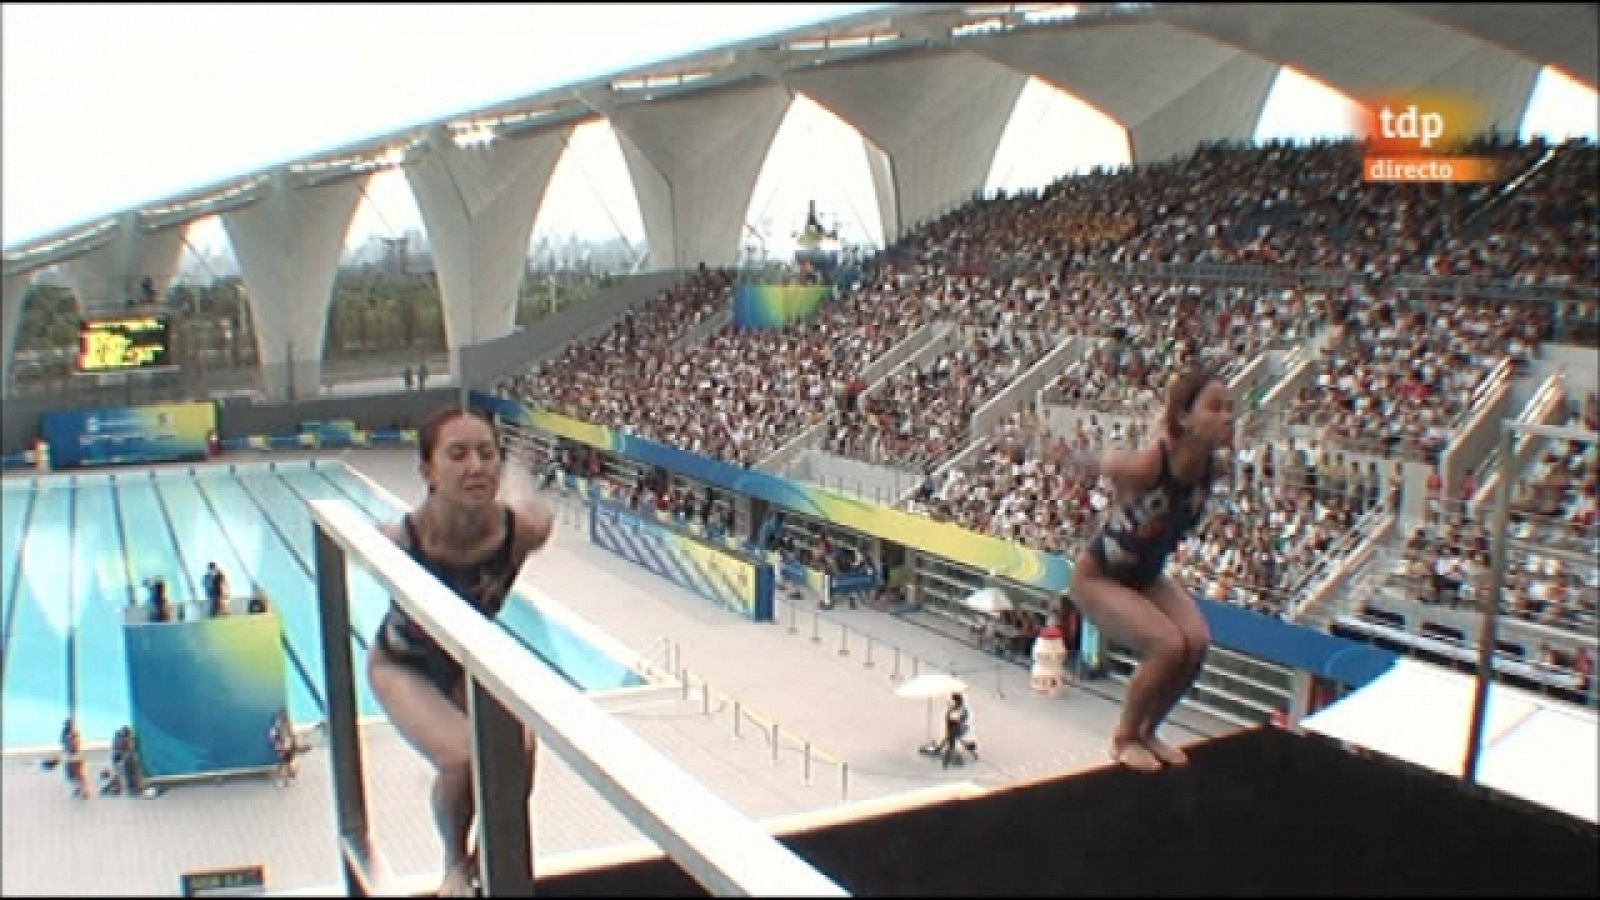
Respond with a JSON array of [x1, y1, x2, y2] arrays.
[[310, 499, 846, 897]]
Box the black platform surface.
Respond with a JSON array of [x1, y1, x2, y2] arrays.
[[536, 727, 1599, 896]]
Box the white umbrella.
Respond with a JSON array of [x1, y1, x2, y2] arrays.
[[895, 671, 968, 746], [894, 670, 967, 699], [961, 586, 1013, 615]]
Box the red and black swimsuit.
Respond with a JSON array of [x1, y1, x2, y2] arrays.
[[1085, 441, 1213, 590]]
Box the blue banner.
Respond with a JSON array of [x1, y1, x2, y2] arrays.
[[590, 500, 774, 622], [1196, 597, 1396, 688], [123, 612, 287, 781], [830, 570, 878, 598], [42, 401, 215, 469], [733, 283, 831, 330]]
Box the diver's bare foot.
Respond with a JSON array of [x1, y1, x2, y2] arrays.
[[438, 862, 475, 897], [1110, 739, 1163, 774], [1142, 735, 1189, 767]]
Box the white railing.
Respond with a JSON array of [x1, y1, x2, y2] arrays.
[[1468, 371, 1565, 521], [1288, 511, 1395, 623], [309, 499, 846, 897]]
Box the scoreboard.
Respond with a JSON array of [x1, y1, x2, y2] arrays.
[[76, 315, 172, 372]]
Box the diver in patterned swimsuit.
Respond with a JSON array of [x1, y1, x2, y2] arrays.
[[1067, 365, 1235, 774], [368, 407, 553, 896]]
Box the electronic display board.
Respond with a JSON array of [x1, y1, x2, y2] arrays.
[[76, 315, 172, 372]]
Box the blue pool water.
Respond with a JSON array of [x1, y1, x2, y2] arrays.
[[0, 460, 643, 750]]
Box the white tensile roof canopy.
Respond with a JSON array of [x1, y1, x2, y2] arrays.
[[1, 2, 1594, 398]]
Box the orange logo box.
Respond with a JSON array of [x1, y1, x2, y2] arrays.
[[1363, 156, 1500, 183], [1356, 91, 1502, 182]]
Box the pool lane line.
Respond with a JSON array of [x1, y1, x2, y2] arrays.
[[108, 474, 138, 608], [65, 478, 78, 720], [148, 469, 205, 609], [191, 470, 326, 717], [268, 468, 371, 652], [1, 482, 39, 667]]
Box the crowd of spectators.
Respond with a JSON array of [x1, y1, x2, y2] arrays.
[[1172, 439, 1381, 620], [892, 136, 1594, 291], [908, 411, 1129, 556], [1387, 391, 1597, 642], [489, 135, 1592, 629], [1035, 275, 1324, 414], [815, 266, 1322, 473], [911, 408, 1382, 620], [497, 139, 1586, 476], [498, 263, 916, 466], [497, 263, 734, 418], [828, 326, 1050, 470], [1418, 139, 1599, 288], [1280, 284, 1550, 460]]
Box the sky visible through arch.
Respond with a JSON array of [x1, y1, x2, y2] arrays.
[[4, 3, 1595, 265]]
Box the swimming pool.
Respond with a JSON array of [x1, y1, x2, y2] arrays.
[[0, 459, 644, 751]]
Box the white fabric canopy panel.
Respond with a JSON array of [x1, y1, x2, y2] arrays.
[[1303, 657, 1598, 825]]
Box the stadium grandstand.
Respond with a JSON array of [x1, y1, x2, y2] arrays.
[[3, 2, 1596, 896]]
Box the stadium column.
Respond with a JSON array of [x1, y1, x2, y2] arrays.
[[222, 170, 362, 403], [784, 54, 1025, 244], [406, 124, 570, 393], [1, 272, 29, 397], [58, 212, 185, 320], [603, 82, 791, 271]]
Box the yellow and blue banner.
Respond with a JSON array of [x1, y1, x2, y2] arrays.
[[474, 391, 1073, 592], [590, 499, 773, 622], [123, 612, 288, 781], [300, 419, 369, 448], [41, 401, 216, 469], [733, 283, 831, 330], [221, 427, 414, 453], [772, 553, 831, 594]]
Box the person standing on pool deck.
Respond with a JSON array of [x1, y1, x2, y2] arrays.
[[1066, 365, 1234, 774], [367, 406, 554, 896]]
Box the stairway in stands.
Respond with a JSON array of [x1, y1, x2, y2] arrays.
[[1464, 143, 1564, 230]]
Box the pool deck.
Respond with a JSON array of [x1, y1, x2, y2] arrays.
[[2, 447, 1239, 896]]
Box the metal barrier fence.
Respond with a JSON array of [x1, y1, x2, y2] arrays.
[[624, 634, 854, 801], [309, 499, 846, 897], [774, 592, 1011, 701]]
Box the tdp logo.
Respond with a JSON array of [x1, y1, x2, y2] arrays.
[[1378, 105, 1445, 149], [1360, 92, 1484, 156], [1360, 92, 1499, 183]]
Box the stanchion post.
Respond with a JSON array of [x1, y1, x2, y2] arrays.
[[771, 723, 780, 766], [1465, 423, 1514, 783], [733, 701, 742, 741]]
